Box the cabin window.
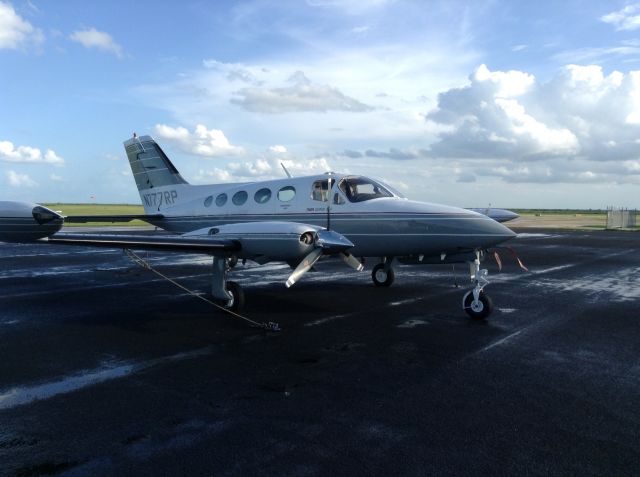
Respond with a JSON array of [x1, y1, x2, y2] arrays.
[[338, 176, 393, 203], [311, 180, 329, 201], [333, 192, 345, 205], [232, 190, 248, 205], [215, 193, 228, 206], [277, 186, 296, 202], [254, 188, 272, 204], [204, 196, 213, 207]]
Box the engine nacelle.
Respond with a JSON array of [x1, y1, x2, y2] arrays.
[[0, 201, 64, 242], [183, 221, 322, 262]]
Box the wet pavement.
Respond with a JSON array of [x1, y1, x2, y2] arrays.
[[0, 228, 639, 476]]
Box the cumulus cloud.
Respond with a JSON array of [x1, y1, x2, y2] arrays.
[[193, 155, 331, 184], [154, 124, 245, 157], [324, 64, 640, 187], [69, 27, 123, 57], [6, 170, 36, 187], [601, 4, 640, 31], [231, 71, 373, 113], [228, 158, 273, 177], [0, 140, 64, 165], [0, 1, 43, 50], [424, 64, 640, 163]]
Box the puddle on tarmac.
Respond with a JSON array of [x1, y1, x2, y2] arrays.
[[0, 347, 213, 410]]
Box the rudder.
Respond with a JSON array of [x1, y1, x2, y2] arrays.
[[123, 134, 189, 213]]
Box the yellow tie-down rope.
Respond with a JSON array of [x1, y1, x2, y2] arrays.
[[124, 249, 280, 331]]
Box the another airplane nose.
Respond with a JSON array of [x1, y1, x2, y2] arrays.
[[32, 205, 63, 225], [481, 215, 517, 246]]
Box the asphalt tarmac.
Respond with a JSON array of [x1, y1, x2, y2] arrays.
[[0, 228, 639, 476]]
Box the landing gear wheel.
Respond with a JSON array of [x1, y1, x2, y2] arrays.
[[224, 281, 245, 312], [463, 291, 493, 320], [372, 263, 395, 287]]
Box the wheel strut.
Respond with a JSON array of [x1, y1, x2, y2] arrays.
[[462, 250, 493, 319]]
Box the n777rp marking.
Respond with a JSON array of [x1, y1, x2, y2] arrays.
[[143, 190, 178, 208]]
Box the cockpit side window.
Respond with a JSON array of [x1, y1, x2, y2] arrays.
[[311, 180, 329, 202], [338, 176, 394, 202]]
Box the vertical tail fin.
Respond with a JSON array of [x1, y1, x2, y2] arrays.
[[123, 134, 189, 213]]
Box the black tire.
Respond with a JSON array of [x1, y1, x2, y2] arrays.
[[372, 263, 395, 287], [225, 281, 245, 312], [463, 291, 493, 320]]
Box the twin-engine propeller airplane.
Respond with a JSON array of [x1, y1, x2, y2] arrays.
[[0, 134, 517, 319]]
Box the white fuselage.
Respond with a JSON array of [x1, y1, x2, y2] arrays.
[[138, 173, 516, 258]]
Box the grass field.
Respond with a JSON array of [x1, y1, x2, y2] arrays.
[[44, 203, 147, 227]]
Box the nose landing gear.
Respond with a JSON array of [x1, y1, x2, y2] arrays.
[[462, 250, 494, 320]]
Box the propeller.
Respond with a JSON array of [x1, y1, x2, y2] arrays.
[[285, 228, 364, 287], [341, 252, 365, 271], [286, 248, 323, 288]]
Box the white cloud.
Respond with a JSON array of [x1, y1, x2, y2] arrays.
[[228, 158, 273, 177], [193, 155, 331, 184], [6, 170, 36, 187], [154, 124, 245, 157], [269, 145, 287, 153], [0, 140, 65, 165], [231, 71, 374, 113], [69, 27, 123, 58], [424, 63, 640, 163], [0, 1, 43, 50], [279, 157, 331, 176], [49, 173, 63, 181], [601, 4, 640, 31]]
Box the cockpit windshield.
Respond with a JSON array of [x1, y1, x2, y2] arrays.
[[338, 176, 394, 202]]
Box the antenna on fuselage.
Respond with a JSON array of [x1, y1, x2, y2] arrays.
[[280, 163, 292, 178]]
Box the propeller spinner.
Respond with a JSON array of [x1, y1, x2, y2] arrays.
[[285, 229, 363, 288]]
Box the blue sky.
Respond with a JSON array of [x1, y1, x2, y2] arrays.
[[1, 0, 640, 208]]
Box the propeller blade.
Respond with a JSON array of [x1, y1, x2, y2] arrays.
[[285, 248, 323, 288], [341, 252, 364, 271]]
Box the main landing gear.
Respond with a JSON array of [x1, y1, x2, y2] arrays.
[[372, 259, 395, 287], [211, 256, 245, 312], [462, 250, 494, 320]]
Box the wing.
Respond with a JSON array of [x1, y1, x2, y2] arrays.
[[45, 233, 239, 254], [0, 201, 362, 281], [63, 214, 163, 224]]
